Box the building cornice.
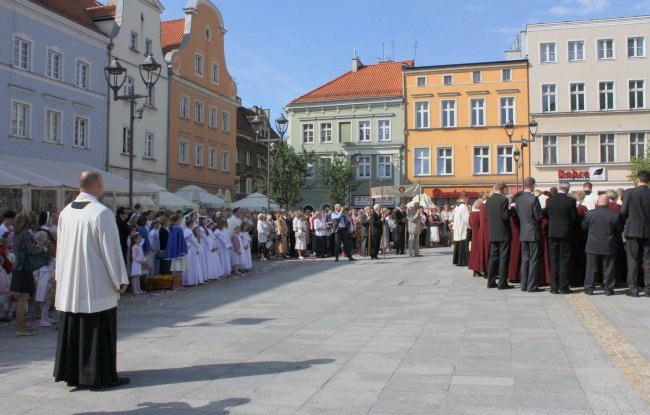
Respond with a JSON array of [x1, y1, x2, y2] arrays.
[[527, 15, 650, 32], [171, 75, 239, 107], [286, 96, 403, 111], [1, 64, 106, 100]]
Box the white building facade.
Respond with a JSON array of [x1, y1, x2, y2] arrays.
[[507, 16, 649, 191]]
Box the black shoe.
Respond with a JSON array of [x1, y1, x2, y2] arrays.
[[521, 288, 527, 292], [487, 282, 498, 289], [528, 288, 545, 293], [498, 285, 514, 290], [584, 290, 594, 295], [605, 291, 614, 296], [370, 256, 378, 260], [560, 289, 573, 294], [348, 257, 357, 261], [625, 290, 639, 297], [473, 272, 481, 278], [335, 257, 339, 262], [550, 290, 560, 294], [91, 377, 130, 391]]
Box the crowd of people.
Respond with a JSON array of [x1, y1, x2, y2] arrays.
[[448, 171, 649, 297]]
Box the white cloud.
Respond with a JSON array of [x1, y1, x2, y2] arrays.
[[635, 1, 650, 12], [549, 0, 609, 15]]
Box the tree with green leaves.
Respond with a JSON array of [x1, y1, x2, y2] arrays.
[[319, 156, 357, 206], [268, 142, 314, 209], [628, 147, 650, 182]]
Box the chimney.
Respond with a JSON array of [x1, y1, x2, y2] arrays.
[[352, 50, 363, 72]]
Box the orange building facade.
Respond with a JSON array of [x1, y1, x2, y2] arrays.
[[404, 60, 530, 203], [162, 0, 238, 194]]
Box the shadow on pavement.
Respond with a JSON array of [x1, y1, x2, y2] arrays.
[[118, 358, 336, 388], [73, 397, 250, 414]]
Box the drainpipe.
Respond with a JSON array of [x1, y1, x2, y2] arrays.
[[105, 40, 114, 173]]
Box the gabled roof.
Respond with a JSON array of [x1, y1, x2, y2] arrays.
[[237, 107, 280, 140], [29, 0, 103, 33], [85, 4, 116, 20], [289, 60, 413, 105], [160, 18, 184, 54]]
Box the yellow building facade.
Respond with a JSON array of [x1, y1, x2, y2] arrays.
[[404, 60, 530, 204]]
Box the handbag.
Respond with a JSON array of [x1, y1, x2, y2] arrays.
[[17, 251, 50, 273], [466, 228, 473, 242]]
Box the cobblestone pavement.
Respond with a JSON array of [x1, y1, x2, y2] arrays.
[[1, 248, 649, 414]]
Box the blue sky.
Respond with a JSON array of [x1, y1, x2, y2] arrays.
[[161, 0, 650, 122]]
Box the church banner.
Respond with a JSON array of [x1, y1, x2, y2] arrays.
[[370, 184, 422, 198]]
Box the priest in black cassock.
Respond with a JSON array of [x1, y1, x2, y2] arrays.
[[54, 171, 130, 389]]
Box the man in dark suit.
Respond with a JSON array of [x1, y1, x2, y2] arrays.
[[486, 182, 513, 289], [582, 194, 623, 295], [515, 177, 543, 292], [620, 170, 650, 297], [370, 204, 383, 259], [359, 207, 370, 256], [545, 181, 579, 294], [394, 203, 406, 255]]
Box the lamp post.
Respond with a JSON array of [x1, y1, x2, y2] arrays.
[[104, 55, 161, 208], [504, 118, 538, 181], [348, 150, 362, 206], [269, 113, 288, 212], [513, 147, 521, 193]]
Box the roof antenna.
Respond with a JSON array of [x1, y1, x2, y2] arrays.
[[381, 42, 385, 62], [413, 41, 418, 62], [391, 41, 395, 62]]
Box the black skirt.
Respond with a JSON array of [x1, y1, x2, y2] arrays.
[[54, 307, 119, 387], [10, 269, 35, 295], [452, 239, 470, 266]]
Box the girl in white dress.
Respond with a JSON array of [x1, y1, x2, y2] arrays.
[[130, 234, 146, 295], [295, 215, 308, 259], [214, 220, 232, 277], [183, 220, 204, 286], [230, 226, 243, 275], [34, 231, 56, 326], [201, 218, 223, 280], [148, 220, 160, 276], [240, 224, 253, 271]]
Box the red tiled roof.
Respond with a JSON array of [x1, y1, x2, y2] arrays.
[[290, 60, 413, 104], [160, 18, 185, 55], [86, 4, 116, 20], [29, 0, 102, 32]]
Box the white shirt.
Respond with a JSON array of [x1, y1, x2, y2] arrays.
[[452, 203, 470, 242], [55, 192, 128, 313], [227, 215, 242, 236], [583, 192, 597, 210]]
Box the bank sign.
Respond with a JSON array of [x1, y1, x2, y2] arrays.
[[557, 166, 606, 181]]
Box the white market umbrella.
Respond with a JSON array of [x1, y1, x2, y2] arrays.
[[174, 185, 225, 208], [407, 193, 436, 210], [231, 192, 279, 211]]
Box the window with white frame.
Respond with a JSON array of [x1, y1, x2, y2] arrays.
[[221, 150, 230, 172], [414, 148, 430, 176], [246, 178, 253, 194], [568, 40, 585, 61], [75, 60, 89, 89], [124, 76, 134, 95], [571, 135, 587, 163], [143, 132, 154, 159], [597, 39, 614, 60], [496, 146, 513, 174], [472, 71, 481, 83], [415, 101, 429, 128], [44, 110, 61, 144], [129, 31, 138, 51], [500, 97, 515, 125], [144, 38, 152, 56], [209, 106, 217, 128], [46, 49, 62, 80], [195, 101, 204, 123], [222, 111, 230, 132], [416, 76, 426, 87], [377, 155, 392, 178], [470, 98, 485, 127], [443, 75, 453, 85], [122, 127, 131, 154], [194, 143, 203, 166], [540, 42, 556, 63], [195, 53, 203, 75], [542, 136, 557, 165], [542, 84, 557, 112], [627, 37, 645, 58], [211, 62, 219, 83], [146, 86, 155, 107], [570, 83, 586, 111], [358, 121, 371, 142], [437, 147, 453, 175], [180, 95, 189, 118], [246, 150, 251, 166], [599, 81, 615, 110], [73, 116, 89, 148], [502, 68, 511, 82], [630, 132, 646, 158], [357, 156, 371, 179], [441, 100, 456, 128], [13, 37, 30, 70], [209, 147, 217, 169], [302, 124, 314, 144], [473, 146, 490, 174], [378, 120, 391, 141], [179, 140, 188, 164], [600, 134, 616, 162], [629, 80, 645, 109], [11, 101, 30, 138], [320, 122, 332, 143]]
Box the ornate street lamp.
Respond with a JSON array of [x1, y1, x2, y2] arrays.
[[104, 55, 162, 208], [503, 117, 538, 183], [513, 147, 522, 193]]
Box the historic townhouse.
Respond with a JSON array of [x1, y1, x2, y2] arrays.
[[404, 60, 530, 205], [161, 0, 238, 194], [236, 106, 278, 199], [507, 15, 649, 190], [1, 0, 108, 169], [90, 0, 169, 187], [286, 58, 411, 209]]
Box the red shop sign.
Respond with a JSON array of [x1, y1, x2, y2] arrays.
[[431, 188, 483, 199], [558, 169, 590, 180]]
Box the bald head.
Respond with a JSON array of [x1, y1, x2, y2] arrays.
[[79, 170, 103, 197], [597, 194, 609, 207]]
